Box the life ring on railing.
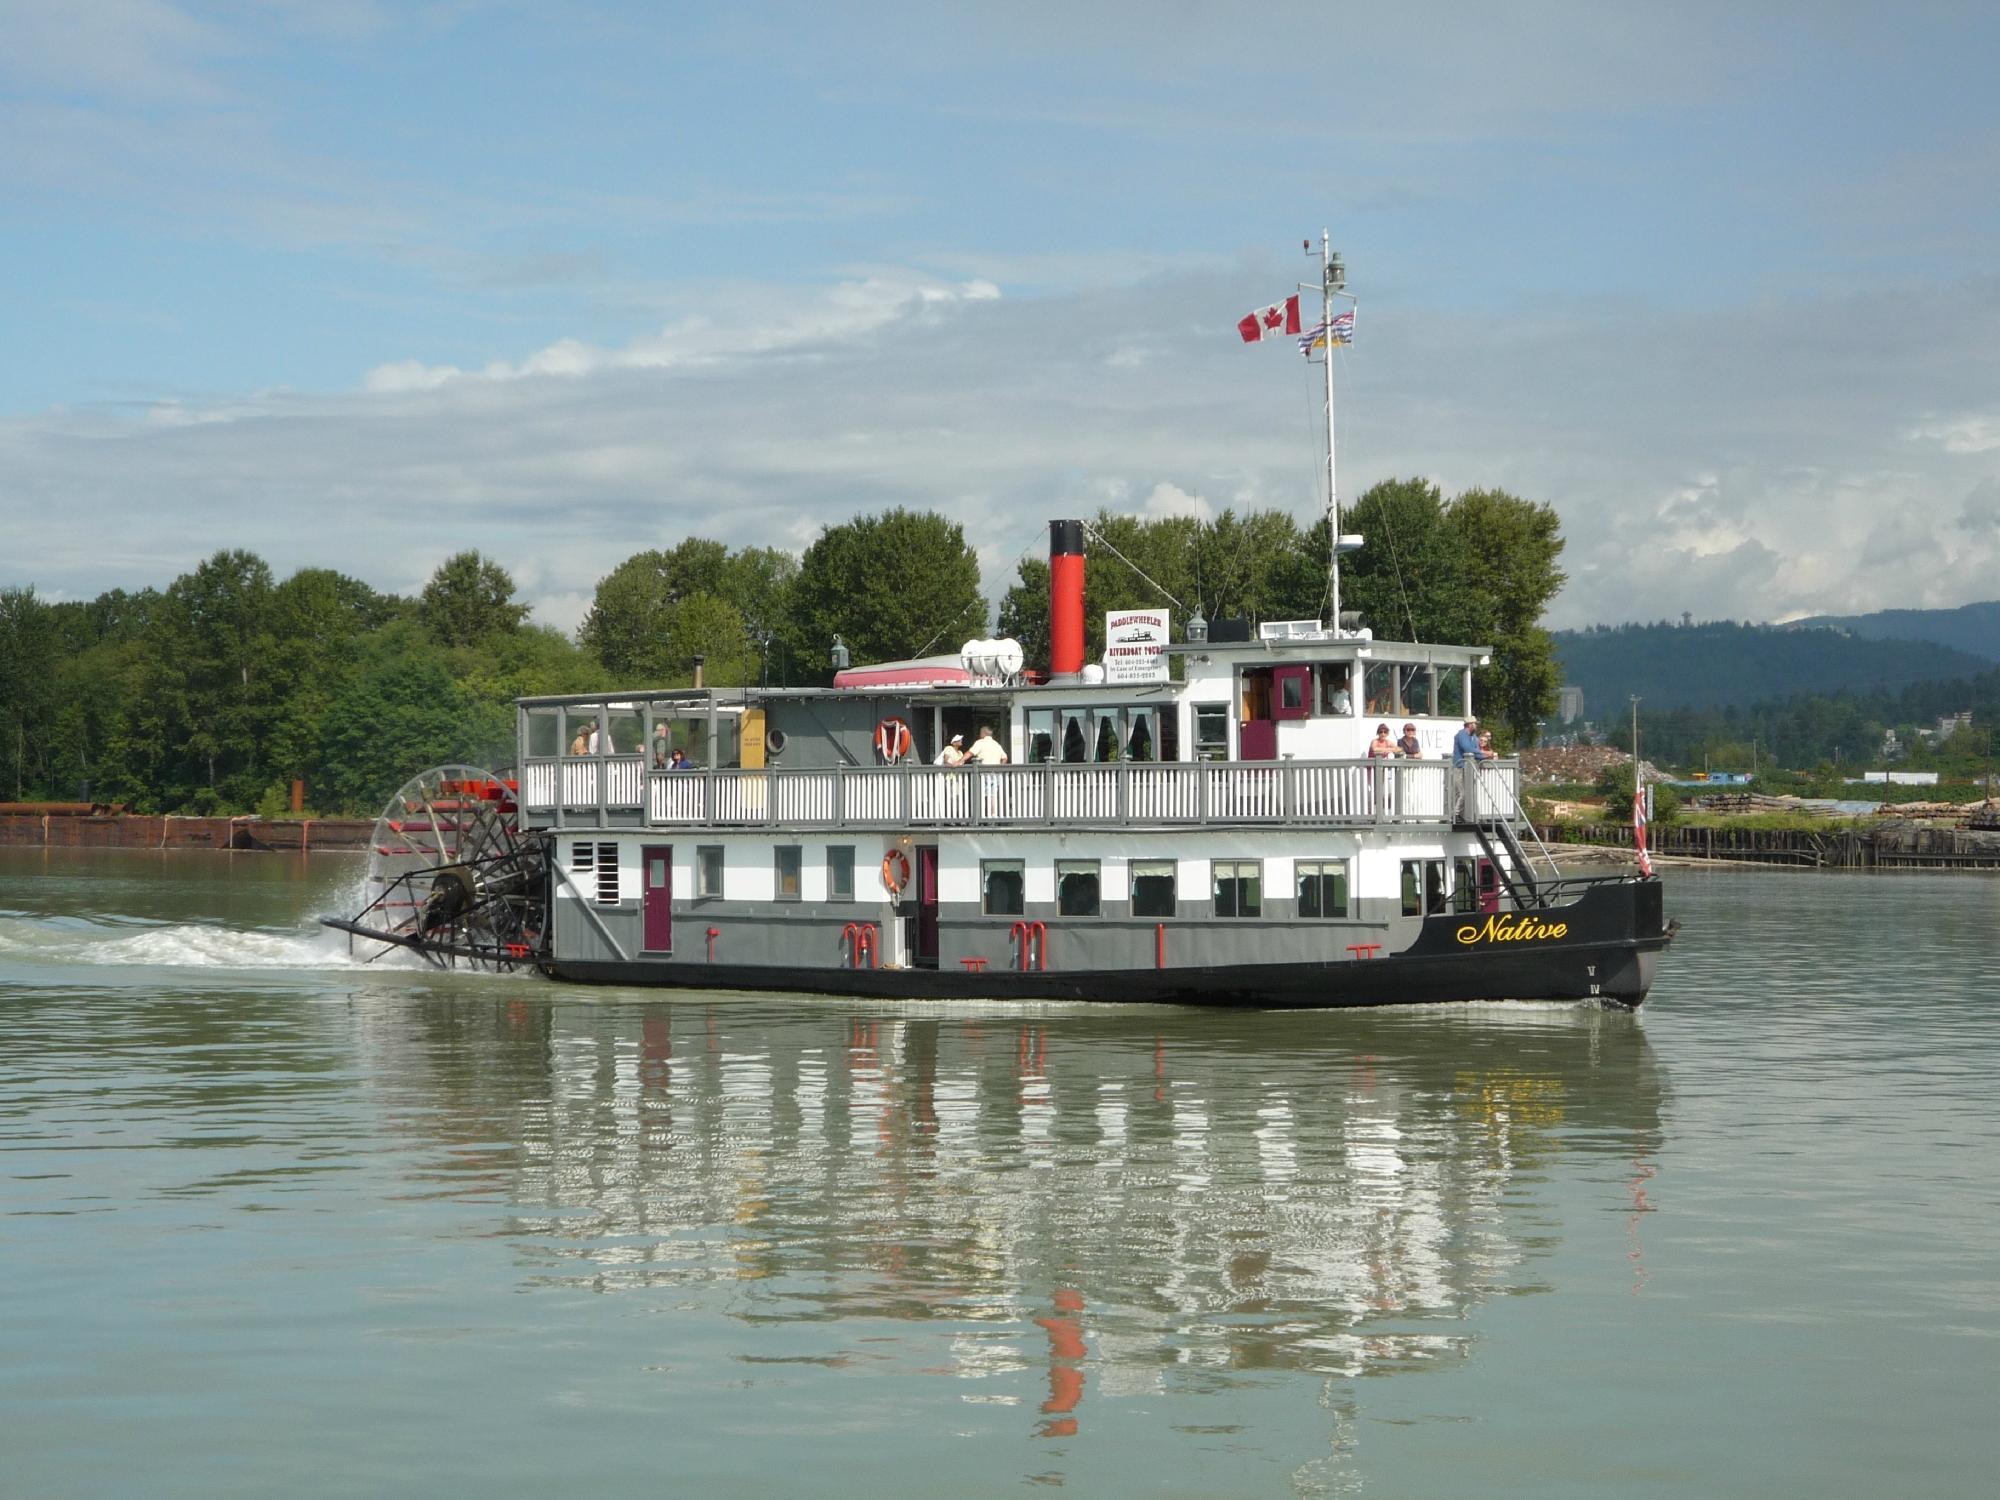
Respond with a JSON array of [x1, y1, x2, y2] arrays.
[[881, 848, 911, 895], [874, 717, 914, 764]]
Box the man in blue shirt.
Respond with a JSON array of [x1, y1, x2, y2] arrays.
[[1451, 718, 1486, 765]]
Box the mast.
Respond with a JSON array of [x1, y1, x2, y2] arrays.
[[1312, 231, 1352, 634], [1321, 231, 1340, 633]]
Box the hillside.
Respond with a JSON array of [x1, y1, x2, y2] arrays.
[[1553, 620, 1993, 714], [1785, 600, 2000, 662]]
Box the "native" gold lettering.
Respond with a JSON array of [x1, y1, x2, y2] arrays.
[[1454, 914, 1570, 946]]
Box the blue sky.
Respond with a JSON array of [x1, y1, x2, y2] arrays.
[[4, 1, 1998, 632]]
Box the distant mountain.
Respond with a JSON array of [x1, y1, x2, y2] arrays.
[[1553, 620, 1994, 714], [1784, 600, 2000, 662]]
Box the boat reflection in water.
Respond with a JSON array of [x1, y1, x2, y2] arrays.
[[367, 998, 1663, 1450]]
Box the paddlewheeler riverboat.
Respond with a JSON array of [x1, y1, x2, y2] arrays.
[[326, 237, 1674, 1006]]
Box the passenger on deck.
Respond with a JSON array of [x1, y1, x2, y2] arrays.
[[1478, 729, 1495, 758], [935, 734, 966, 767], [569, 723, 592, 756], [1397, 723, 1422, 758], [1321, 667, 1352, 714], [667, 748, 693, 771], [1452, 719, 1488, 765], [1367, 723, 1397, 758], [963, 726, 1009, 765]]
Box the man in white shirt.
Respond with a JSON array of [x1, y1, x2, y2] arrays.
[[962, 726, 1009, 765]]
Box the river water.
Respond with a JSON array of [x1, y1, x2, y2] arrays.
[[2, 849, 1995, 1497]]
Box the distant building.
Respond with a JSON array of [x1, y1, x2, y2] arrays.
[[1881, 728, 1903, 761], [1922, 710, 1974, 744], [1860, 771, 1940, 787], [1557, 685, 1584, 724]]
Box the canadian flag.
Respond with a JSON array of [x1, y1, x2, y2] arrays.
[[1237, 295, 1302, 343]]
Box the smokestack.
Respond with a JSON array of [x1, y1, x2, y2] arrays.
[[692, 654, 706, 690], [1049, 519, 1085, 678]]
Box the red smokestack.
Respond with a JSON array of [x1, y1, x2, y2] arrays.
[[1049, 520, 1085, 677]]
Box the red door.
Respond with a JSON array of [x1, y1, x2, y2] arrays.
[[1477, 858, 1499, 914], [642, 845, 673, 951], [916, 846, 940, 966], [1272, 664, 1312, 721]]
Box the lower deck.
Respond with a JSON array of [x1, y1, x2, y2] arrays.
[[544, 826, 1619, 989]]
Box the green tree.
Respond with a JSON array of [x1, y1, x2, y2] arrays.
[[0, 587, 61, 799], [997, 509, 1322, 666], [784, 509, 986, 679], [159, 549, 279, 807], [577, 543, 762, 685], [418, 550, 529, 647], [314, 622, 489, 813]]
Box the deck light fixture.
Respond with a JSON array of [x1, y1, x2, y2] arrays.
[[830, 635, 851, 672]]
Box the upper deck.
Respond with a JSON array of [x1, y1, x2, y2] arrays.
[[512, 623, 1519, 834]]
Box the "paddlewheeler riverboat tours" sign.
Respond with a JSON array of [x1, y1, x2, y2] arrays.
[[1103, 609, 1169, 684]]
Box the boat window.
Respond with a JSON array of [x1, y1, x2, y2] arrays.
[[525, 709, 560, 758], [774, 846, 802, 900], [1158, 709, 1179, 762], [1399, 667, 1433, 717], [828, 845, 855, 901], [1094, 711, 1120, 762], [1319, 665, 1353, 715], [1297, 860, 1349, 918], [1131, 860, 1176, 916], [1057, 860, 1101, 916], [1435, 666, 1466, 719], [982, 860, 1025, 916], [1453, 857, 1479, 914], [1279, 672, 1307, 712], [1403, 858, 1446, 915], [1193, 705, 1229, 761], [1213, 860, 1262, 918], [1026, 708, 1056, 764], [696, 845, 723, 898], [1061, 712, 1089, 764], [1363, 663, 1397, 717], [1125, 708, 1156, 763]]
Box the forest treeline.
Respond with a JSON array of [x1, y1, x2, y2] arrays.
[[1630, 667, 1998, 778], [1554, 619, 1995, 712], [0, 479, 1567, 815]]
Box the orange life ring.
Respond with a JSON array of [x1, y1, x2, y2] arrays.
[[874, 717, 914, 763], [881, 848, 911, 894]]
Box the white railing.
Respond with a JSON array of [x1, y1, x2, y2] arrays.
[[604, 756, 646, 809], [523, 760, 559, 810], [549, 757, 1524, 831], [560, 759, 598, 807]]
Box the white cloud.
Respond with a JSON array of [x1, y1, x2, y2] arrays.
[[1907, 414, 2000, 455], [6, 262, 2000, 641], [361, 276, 1005, 392]]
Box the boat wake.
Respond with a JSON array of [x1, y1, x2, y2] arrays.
[[0, 911, 379, 971]]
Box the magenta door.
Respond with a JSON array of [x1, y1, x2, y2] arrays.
[[916, 846, 940, 966], [1272, 664, 1312, 721], [1239, 720, 1277, 760], [642, 845, 673, 951]]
